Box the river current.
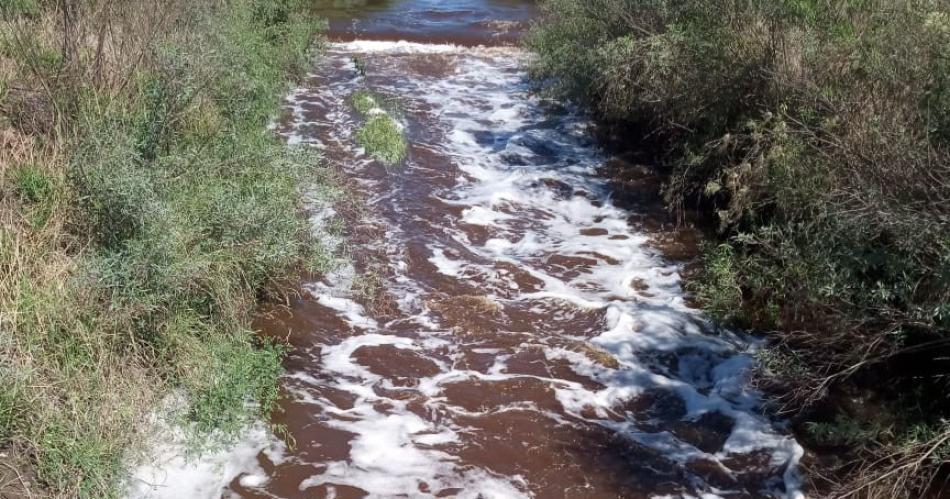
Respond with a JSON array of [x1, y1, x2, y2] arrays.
[[127, 3, 804, 498]]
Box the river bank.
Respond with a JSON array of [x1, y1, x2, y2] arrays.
[[526, 0, 950, 497], [0, 1, 335, 497], [7, 0, 924, 497]]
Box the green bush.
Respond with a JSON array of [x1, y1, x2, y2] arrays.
[[0, 0, 333, 497], [529, 0, 950, 495], [356, 113, 406, 164]]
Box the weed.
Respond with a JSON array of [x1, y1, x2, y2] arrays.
[[529, 0, 950, 495], [356, 114, 406, 164], [351, 89, 380, 115], [352, 56, 366, 77]]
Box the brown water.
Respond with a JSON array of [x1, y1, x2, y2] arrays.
[[136, 3, 804, 498], [310, 0, 537, 45]]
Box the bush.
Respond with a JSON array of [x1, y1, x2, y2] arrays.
[[355, 112, 406, 164], [0, 0, 333, 497], [528, 0, 950, 496]]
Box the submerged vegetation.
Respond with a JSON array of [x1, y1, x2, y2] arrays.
[[528, 0, 950, 496], [349, 68, 407, 165], [356, 113, 407, 165], [0, 0, 332, 496]]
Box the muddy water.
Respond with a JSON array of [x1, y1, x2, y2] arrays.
[[309, 0, 536, 46], [153, 4, 803, 498]]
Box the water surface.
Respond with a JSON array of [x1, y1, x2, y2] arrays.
[[311, 0, 537, 45], [130, 2, 803, 498]]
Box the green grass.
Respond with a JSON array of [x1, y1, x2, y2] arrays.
[[181, 333, 286, 439], [351, 89, 380, 115], [349, 88, 407, 164], [13, 164, 51, 203], [356, 113, 406, 164], [13, 163, 56, 227], [690, 243, 743, 324], [0, 0, 341, 497]]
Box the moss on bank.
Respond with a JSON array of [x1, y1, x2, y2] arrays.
[[0, 1, 334, 496], [528, 0, 950, 496]]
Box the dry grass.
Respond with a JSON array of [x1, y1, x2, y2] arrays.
[[350, 268, 399, 319], [568, 342, 619, 369], [428, 295, 502, 333]]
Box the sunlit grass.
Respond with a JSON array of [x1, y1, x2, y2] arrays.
[[356, 113, 406, 164]]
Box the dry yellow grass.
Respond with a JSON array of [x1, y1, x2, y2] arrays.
[[568, 342, 620, 369], [428, 295, 502, 333]]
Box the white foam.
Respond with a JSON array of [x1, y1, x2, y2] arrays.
[[288, 334, 531, 498], [333, 40, 465, 54], [125, 395, 286, 499], [428, 247, 466, 277], [163, 38, 805, 498]]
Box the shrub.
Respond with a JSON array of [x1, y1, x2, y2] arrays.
[[529, 0, 950, 496], [0, 0, 334, 496], [356, 112, 406, 164]]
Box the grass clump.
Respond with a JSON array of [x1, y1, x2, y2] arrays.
[[351, 89, 380, 115], [528, 0, 950, 496], [0, 0, 335, 497], [350, 87, 407, 164], [356, 113, 407, 164], [13, 164, 50, 203]]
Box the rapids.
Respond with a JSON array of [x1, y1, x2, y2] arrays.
[[127, 3, 804, 499]]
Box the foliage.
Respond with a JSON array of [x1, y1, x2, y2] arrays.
[[0, 0, 332, 496], [352, 89, 406, 164], [528, 0, 950, 496]]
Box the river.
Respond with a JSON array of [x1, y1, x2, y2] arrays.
[[129, 1, 804, 497]]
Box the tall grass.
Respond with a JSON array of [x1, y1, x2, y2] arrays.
[[528, 1, 950, 497], [0, 0, 334, 496]]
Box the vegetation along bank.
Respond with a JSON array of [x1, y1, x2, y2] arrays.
[[527, 0, 950, 497], [0, 0, 337, 496]]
